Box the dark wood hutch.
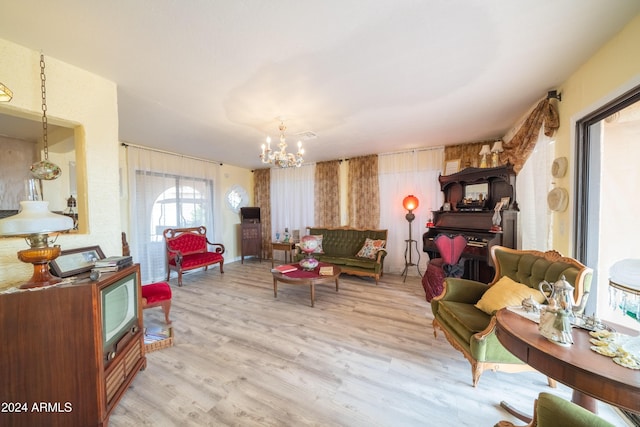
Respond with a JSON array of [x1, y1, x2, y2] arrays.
[[423, 164, 519, 283]]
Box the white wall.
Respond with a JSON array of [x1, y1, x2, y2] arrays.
[[0, 38, 121, 289]]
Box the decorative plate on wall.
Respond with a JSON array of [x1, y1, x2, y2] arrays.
[[551, 157, 568, 178], [547, 187, 569, 212], [225, 185, 249, 213]]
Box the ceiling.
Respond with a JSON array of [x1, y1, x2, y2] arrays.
[[1, 1, 639, 169]]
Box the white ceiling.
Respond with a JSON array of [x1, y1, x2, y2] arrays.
[[1, 0, 639, 169]]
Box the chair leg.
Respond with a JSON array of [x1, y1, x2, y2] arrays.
[[220, 261, 224, 274], [161, 300, 172, 324], [178, 271, 183, 287]]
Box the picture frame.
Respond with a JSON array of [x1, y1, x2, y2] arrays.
[[444, 159, 461, 176], [50, 245, 105, 278], [500, 196, 510, 209], [443, 202, 451, 212]]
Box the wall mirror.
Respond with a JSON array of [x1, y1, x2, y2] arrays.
[[464, 183, 489, 201], [0, 108, 84, 230], [225, 184, 249, 213]]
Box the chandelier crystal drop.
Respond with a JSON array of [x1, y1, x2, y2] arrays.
[[259, 121, 304, 168]]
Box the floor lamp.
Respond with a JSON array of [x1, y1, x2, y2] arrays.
[[401, 195, 422, 282]]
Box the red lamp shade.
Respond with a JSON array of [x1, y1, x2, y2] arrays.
[[403, 195, 419, 212]]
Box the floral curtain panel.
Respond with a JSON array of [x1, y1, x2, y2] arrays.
[[315, 160, 341, 227], [253, 168, 271, 260], [347, 154, 380, 229]]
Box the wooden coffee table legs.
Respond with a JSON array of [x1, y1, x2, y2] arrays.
[[273, 277, 339, 307]]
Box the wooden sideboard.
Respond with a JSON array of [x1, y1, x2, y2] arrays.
[[0, 264, 146, 426]]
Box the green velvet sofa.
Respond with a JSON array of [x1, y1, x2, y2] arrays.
[[431, 245, 593, 387], [294, 227, 388, 284]]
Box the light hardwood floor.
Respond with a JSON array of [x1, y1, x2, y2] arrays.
[[110, 261, 627, 426]]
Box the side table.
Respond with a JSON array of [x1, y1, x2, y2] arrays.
[[271, 241, 297, 267]]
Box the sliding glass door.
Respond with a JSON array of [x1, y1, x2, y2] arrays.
[[575, 86, 640, 325]]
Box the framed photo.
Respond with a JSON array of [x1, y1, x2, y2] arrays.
[[444, 159, 461, 176], [500, 196, 510, 209], [443, 202, 451, 212], [50, 245, 105, 278]]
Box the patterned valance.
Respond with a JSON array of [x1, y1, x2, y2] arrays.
[[444, 98, 559, 174]]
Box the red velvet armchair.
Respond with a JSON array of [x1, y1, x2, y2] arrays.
[[163, 226, 225, 286]]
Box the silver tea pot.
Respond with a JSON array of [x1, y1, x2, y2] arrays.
[[538, 275, 588, 313]]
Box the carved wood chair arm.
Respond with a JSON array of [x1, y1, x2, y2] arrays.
[[207, 241, 225, 254]]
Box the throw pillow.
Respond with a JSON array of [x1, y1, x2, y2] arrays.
[[475, 276, 546, 315], [356, 238, 386, 259], [312, 235, 324, 253]]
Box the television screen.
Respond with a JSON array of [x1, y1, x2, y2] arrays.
[[102, 275, 138, 352]]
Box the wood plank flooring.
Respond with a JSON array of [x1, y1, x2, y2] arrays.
[[110, 261, 627, 426]]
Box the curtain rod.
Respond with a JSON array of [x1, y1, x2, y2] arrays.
[[378, 146, 444, 157], [121, 142, 223, 165]]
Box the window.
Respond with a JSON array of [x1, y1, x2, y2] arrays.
[[575, 85, 640, 326]]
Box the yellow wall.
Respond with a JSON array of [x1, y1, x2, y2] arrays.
[[552, 14, 640, 255], [0, 38, 121, 289]]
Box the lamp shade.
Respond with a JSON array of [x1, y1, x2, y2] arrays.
[[0, 82, 13, 102], [491, 140, 504, 153], [610, 259, 640, 291], [403, 195, 419, 212], [0, 201, 73, 236], [479, 144, 491, 155]]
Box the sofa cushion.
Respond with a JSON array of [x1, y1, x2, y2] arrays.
[[438, 301, 492, 343], [169, 252, 223, 269], [356, 238, 386, 259], [475, 275, 545, 315]]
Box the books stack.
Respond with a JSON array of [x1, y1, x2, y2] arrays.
[[271, 264, 298, 274], [319, 266, 334, 276], [93, 256, 133, 273]]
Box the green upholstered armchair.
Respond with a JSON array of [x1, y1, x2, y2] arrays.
[[431, 246, 593, 386], [495, 392, 615, 427]]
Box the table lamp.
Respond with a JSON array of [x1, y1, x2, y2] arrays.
[[479, 144, 491, 168], [609, 259, 640, 355], [0, 201, 74, 289]]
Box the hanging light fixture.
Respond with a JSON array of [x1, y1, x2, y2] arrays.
[[259, 120, 304, 168], [30, 53, 62, 180], [0, 82, 13, 102]]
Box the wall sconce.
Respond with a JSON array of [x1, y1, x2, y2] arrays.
[[0, 82, 13, 102], [479, 144, 491, 168], [491, 140, 504, 168]]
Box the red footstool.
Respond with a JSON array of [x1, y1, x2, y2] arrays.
[[141, 282, 172, 324]]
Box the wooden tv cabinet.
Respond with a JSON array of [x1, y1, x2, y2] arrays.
[[0, 264, 146, 426]]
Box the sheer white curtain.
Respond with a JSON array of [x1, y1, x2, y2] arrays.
[[270, 164, 315, 251], [379, 148, 444, 275], [516, 125, 554, 251], [126, 146, 222, 283]]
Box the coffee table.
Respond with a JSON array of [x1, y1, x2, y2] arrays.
[[272, 263, 340, 307]]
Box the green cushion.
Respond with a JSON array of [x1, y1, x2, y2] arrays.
[[536, 393, 615, 427]]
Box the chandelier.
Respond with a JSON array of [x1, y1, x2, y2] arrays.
[[259, 121, 304, 168]]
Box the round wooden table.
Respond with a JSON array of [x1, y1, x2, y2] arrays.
[[495, 308, 640, 414], [272, 263, 340, 307]]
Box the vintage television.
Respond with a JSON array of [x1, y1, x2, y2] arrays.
[[241, 206, 261, 223], [101, 271, 140, 362]]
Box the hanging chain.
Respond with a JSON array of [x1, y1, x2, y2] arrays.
[[40, 53, 49, 161]]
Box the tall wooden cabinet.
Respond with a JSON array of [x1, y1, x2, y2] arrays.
[[240, 207, 262, 263], [0, 264, 146, 426]]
